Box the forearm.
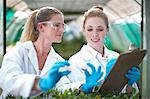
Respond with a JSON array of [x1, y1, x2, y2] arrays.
[[0, 73, 37, 98], [126, 85, 133, 93]]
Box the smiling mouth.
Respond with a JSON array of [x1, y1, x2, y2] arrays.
[[91, 39, 100, 42], [56, 34, 62, 36]]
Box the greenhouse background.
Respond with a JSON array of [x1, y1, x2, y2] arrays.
[[2, 0, 142, 61], [0, 0, 150, 98]]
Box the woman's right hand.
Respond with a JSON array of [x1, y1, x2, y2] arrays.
[[39, 61, 71, 92], [81, 63, 103, 93]]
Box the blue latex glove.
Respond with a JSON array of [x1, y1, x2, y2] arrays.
[[125, 67, 141, 86], [105, 58, 117, 79], [39, 61, 70, 92], [81, 63, 103, 93]]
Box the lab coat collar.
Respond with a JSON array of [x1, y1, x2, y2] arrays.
[[86, 44, 109, 59], [79, 44, 99, 63], [24, 41, 58, 75], [79, 44, 111, 70], [24, 41, 39, 74], [18, 41, 60, 76], [86, 44, 98, 58]]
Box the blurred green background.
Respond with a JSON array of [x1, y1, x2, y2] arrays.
[[0, 7, 141, 63]]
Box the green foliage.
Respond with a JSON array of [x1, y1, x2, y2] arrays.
[[0, 88, 2, 95], [53, 35, 86, 59], [1, 86, 140, 99]]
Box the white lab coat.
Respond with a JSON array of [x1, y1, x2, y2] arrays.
[[68, 44, 139, 93], [0, 41, 70, 98]]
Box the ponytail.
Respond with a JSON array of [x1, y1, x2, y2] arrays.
[[20, 10, 39, 43]]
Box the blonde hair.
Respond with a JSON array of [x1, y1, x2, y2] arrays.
[[83, 5, 109, 29], [20, 6, 64, 43]]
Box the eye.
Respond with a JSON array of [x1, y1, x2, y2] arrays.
[[87, 29, 93, 31], [97, 29, 104, 31], [53, 23, 60, 27], [53, 23, 65, 28]]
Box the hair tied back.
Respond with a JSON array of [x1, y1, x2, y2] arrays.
[[92, 5, 103, 12]]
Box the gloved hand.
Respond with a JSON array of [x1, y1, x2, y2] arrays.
[[105, 58, 117, 79], [39, 61, 71, 92], [125, 67, 141, 86], [81, 63, 103, 93]]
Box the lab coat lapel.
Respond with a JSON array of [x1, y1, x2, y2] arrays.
[[40, 54, 52, 76], [27, 43, 39, 74], [40, 48, 58, 76], [80, 45, 100, 68]]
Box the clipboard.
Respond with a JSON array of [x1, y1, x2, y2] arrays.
[[100, 49, 147, 93]]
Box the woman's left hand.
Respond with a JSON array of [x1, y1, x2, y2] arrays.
[[125, 67, 141, 86]]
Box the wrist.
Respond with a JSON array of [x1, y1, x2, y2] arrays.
[[38, 78, 45, 92], [39, 78, 53, 92], [33, 76, 41, 91], [81, 84, 93, 94], [126, 85, 133, 93], [127, 80, 135, 86], [37, 78, 42, 91]]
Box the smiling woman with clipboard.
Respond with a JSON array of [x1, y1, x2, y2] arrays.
[[67, 5, 142, 94]]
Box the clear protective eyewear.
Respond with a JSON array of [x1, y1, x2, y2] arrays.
[[40, 21, 66, 30]]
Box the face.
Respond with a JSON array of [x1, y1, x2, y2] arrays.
[[38, 14, 65, 43], [83, 17, 108, 50]]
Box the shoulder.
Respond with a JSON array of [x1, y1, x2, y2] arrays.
[[69, 52, 80, 62], [69, 45, 86, 61], [108, 49, 119, 56], [4, 41, 32, 58], [105, 46, 119, 58], [16, 41, 33, 49], [69, 45, 88, 65], [11, 41, 33, 52]]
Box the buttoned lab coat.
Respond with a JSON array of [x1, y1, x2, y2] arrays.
[[67, 44, 139, 93], [0, 41, 70, 98]]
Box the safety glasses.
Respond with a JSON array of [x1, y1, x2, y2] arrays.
[[40, 21, 66, 30]]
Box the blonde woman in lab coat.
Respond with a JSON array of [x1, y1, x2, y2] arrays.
[[68, 6, 140, 93], [0, 6, 71, 98]]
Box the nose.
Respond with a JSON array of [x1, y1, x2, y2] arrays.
[[92, 30, 99, 38], [58, 27, 65, 32], [56, 28, 65, 35]]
